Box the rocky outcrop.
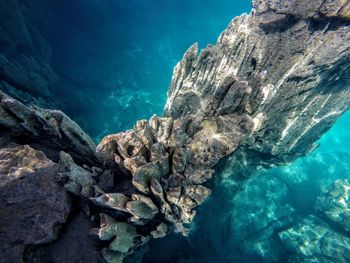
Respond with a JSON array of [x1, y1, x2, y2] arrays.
[[166, 0, 350, 171], [315, 179, 350, 232], [0, 144, 71, 262], [83, 0, 350, 259], [1, 0, 350, 262], [279, 216, 350, 263], [0, 90, 99, 166]]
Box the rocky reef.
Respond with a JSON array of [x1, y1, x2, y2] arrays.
[[0, 0, 350, 262]]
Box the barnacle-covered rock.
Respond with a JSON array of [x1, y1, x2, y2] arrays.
[[133, 120, 154, 149], [315, 179, 350, 232], [96, 134, 120, 165], [116, 131, 147, 159]]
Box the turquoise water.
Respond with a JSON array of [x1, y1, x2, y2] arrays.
[[30, 1, 350, 262], [35, 0, 252, 142]]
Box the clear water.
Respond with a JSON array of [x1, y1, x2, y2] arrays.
[[31, 1, 350, 262], [35, 0, 252, 142]]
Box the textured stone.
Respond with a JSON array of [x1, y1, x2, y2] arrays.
[[92, 213, 138, 254], [279, 216, 350, 263], [0, 144, 71, 262], [2, 0, 350, 261], [90, 193, 131, 213], [126, 194, 159, 224], [315, 179, 350, 232], [0, 90, 99, 166], [58, 151, 100, 198]]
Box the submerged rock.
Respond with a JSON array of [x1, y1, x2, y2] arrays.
[[0, 90, 99, 166], [279, 216, 350, 263], [0, 144, 71, 262], [1, 0, 350, 262], [315, 179, 350, 232]]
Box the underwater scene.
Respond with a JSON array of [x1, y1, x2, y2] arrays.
[[0, 0, 350, 263], [24, 0, 252, 142]]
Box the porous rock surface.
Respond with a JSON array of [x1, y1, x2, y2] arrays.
[[0, 0, 350, 262], [0, 144, 71, 262]]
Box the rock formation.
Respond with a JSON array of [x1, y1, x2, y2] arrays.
[[0, 0, 350, 262]]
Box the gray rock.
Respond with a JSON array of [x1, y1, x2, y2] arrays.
[[2, 0, 350, 261], [279, 216, 350, 263], [315, 179, 350, 232], [0, 144, 71, 262], [0, 90, 99, 166]]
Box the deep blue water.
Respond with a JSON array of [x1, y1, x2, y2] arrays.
[[34, 0, 252, 142], [30, 1, 350, 262]]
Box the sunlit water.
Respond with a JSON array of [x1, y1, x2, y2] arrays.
[[30, 1, 350, 262]]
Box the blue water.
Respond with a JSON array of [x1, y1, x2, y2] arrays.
[[30, 1, 350, 262], [34, 0, 252, 142]]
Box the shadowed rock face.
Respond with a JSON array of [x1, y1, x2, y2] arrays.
[[165, 0, 350, 168], [0, 144, 71, 262], [0, 90, 99, 166], [0, 0, 350, 262]]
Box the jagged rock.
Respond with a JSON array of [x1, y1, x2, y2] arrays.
[[279, 216, 350, 263], [165, 0, 350, 169], [116, 131, 147, 159], [182, 185, 211, 207], [133, 120, 155, 150], [126, 194, 159, 224], [92, 214, 138, 254], [58, 151, 100, 198], [172, 147, 188, 173], [123, 156, 147, 175], [149, 115, 173, 146], [315, 179, 350, 232], [132, 163, 162, 194], [253, 0, 350, 20], [0, 144, 71, 262], [2, 0, 350, 262], [0, 90, 99, 166], [91, 193, 131, 213]]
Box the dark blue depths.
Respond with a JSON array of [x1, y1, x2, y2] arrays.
[[33, 0, 251, 142], [28, 1, 350, 262]]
